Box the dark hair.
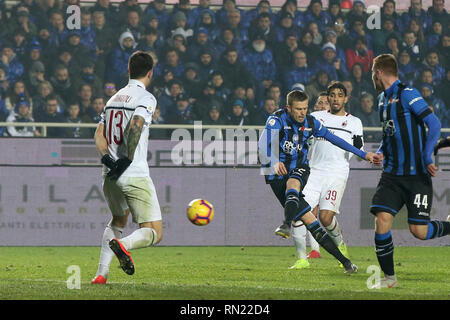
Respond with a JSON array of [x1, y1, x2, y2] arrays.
[[287, 90, 308, 106], [318, 91, 328, 97], [128, 51, 154, 79], [45, 93, 58, 103], [327, 81, 347, 96]]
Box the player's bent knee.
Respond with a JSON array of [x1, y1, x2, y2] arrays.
[[409, 224, 428, 240], [319, 211, 334, 227]]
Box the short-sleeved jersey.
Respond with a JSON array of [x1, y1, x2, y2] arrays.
[[258, 108, 328, 183], [308, 110, 364, 178], [378, 80, 432, 176], [101, 79, 156, 177]]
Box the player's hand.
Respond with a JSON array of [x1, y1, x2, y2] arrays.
[[372, 153, 384, 166], [101, 154, 116, 169], [427, 163, 438, 177], [107, 157, 132, 180], [273, 162, 287, 176], [365, 152, 376, 163]]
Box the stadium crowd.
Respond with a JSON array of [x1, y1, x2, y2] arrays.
[[0, 0, 449, 140]]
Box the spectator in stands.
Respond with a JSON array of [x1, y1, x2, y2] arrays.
[[346, 35, 374, 73], [36, 24, 52, 57], [298, 30, 321, 62], [227, 99, 250, 125], [137, 27, 163, 56], [266, 82, 283, 107], [427, 0, 449, 29], [123, 8, 145, 42], [372, 15, 402, 56], [196, 48, 216, 83], [385, 33, 401, 59], [317, 42, 349, 81], [195, 9, 220, 42], [161, 47, 185, 78], [352, 92, 381, 142], [327, 0, 345, 25], [305, 21, 323, 46], [80, 8, 96, 55], [26, 61, 46, 97], [348, 17, 372, 47], [53, 45, 80, 79], [218, 46, 253, 94], [346, 0, 368, 28], [350, 62, 375, 100], [421, 83, 449, 127], [241, 31, 277, 103], [277, 0, 303, 30], [245, 0, 274, 28], [226, 82, 255, 114], [324, 30, 346, 67], [203, 104, 227, 125], [401, 29, 423, 65], [48, 10, 68, 50], [169, 11, 193, 40], [76, 83, 93, 116], [107, 31, 137, 88], [216, 0, 246, 28], [305, 70, 329, 109], [223, 8, 249, 43], [274, 11, 299, 44], [210, 70, 230, 103], [5, 80, 32, 113], [332, 16, 352, 51], [214, 27, 243, 58], [407, 18, 426, 47], [192, 81, 223, 118], [118, 0, 144, 26], [427, 20, 443, 51], [401, 0, 432, 33], [83, 95, 105, 125], [89, 0, 121, 28], [167, 93, 194, 124], [32, 80, 63, 119], [182, 62, 202, 101], [0, 6, 11, 40], [421, 49, 446, 85], [25, 40, 45, 73], [12, 29, 28, 62], [303, 0, 331, 34], [144, 0, 170, 32], [416, 68, 436, 88], [251, 96, 276, 125], [187, 27, 218, 63], [92, 10, 114, 78], [192, 0, 215, 27], [249, 12, 276, 50], [6, 96, 38, 137], [381, 0, 402, 30], [0, 66, 10, 98], [274, 29, 298, 73], [158, 78, 183, 118], [171, 0, 196, 29], [50, 64, 77, 104], [64, 102, 90, 138], [398, 50, 418, 87], [35, 94, 66, 137], [103, 81, 117, 101], [165, 30, 188, 63], [283, 49, 315, 93], [74, 58, 102, 97], [438, 32, 450, 70], [65, 30, 93, 66], [0, 42, 24, 83], [12, 6, 37, 40]]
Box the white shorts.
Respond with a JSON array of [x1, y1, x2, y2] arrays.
[[103, 175, 162, 224], [303, 171, 348, 214]]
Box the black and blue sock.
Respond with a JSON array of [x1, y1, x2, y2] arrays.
[[375, 231, 395, 276], [284, 188, 299, 225], [425, 220, 450, 239]]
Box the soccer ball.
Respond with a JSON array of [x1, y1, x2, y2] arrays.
[[187, 199, 214, 226]]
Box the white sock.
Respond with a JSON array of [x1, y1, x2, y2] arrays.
[[291, 221, 307, 260], [120, 227, 158, 251], [308, 231, 321, 252], [96, 222, 123, 278], [325, 216, 344, 246]]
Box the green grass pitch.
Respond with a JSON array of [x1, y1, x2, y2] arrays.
[[0, 246, 449, 300]]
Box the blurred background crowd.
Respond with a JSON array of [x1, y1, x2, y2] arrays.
[[0, 0, 449, 141]]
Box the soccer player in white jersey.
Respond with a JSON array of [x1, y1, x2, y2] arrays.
[[290, 82, 364, 269], [91, 51, 162, 284]]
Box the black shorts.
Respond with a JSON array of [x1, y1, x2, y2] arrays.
[[370, 172, 433, 225], [269, 176, 311, 222]]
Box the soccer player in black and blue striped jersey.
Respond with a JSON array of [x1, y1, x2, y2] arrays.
[[258, 90, 376, 273], [370, 54, 450, 288]]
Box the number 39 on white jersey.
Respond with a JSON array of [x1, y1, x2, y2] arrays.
[[100, 79, 156, 177]]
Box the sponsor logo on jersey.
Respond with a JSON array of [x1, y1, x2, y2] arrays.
[[342, 120, 347, 127], [113, 95, 132, 103], [268, 118, 276, 126], [292, 134, 298, 142], [301, 126, 312, 132], [418, 212, 429, 217]]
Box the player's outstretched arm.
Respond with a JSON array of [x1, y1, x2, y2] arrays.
[[321, 129, 368, 160]]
